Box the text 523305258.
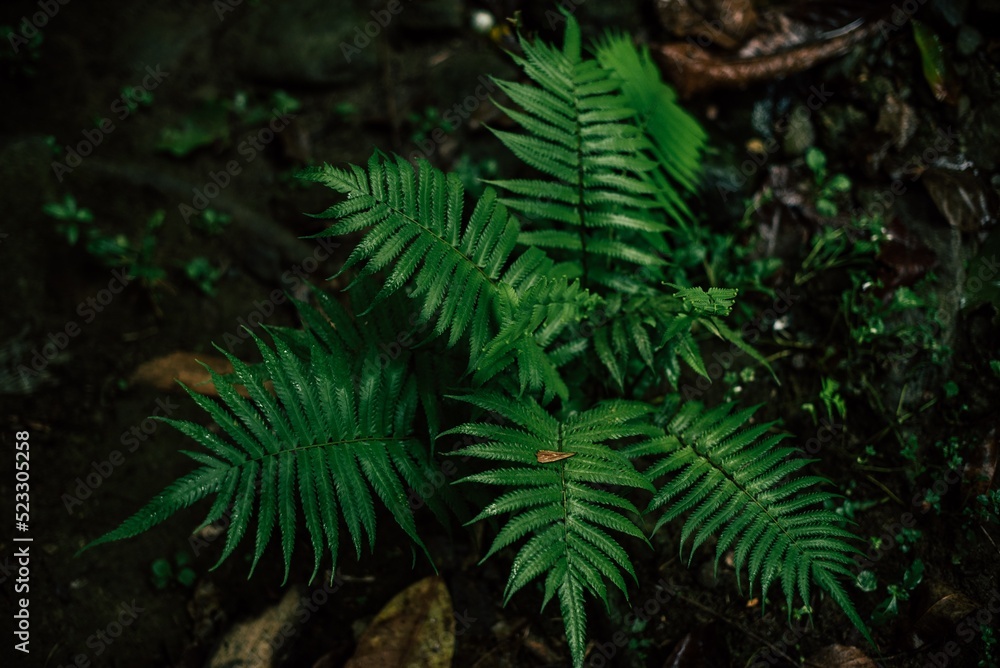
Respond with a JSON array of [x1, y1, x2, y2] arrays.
[[14, 429, 32, 654]]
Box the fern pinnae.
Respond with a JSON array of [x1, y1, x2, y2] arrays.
[[642, 401, 871, 642], [300, 153, 517, 352], [488, 14, 666, 288], [593, 32, 707, 226], [447, 393, 655, 668], [83, 327, 442, 586]]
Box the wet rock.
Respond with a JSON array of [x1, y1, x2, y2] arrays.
[[922, 165, 998, 232], [806, 644, 877, 667], [219, 2, 375, 85], [344, 576, 455, 668], [208, 586, 305, 668], [962, 100, 1000, 171]]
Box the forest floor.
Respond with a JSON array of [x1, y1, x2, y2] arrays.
[[1, 1, 998, 667]]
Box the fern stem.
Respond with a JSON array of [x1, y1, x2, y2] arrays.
[[574, 90, 589, 288], [676, 428, 812, 584]]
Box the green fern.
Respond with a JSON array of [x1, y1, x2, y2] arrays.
[[299, 153, 525, 355], [627, 399, 872, 643], [447, 393, 655, 668], [83, 12, 871, 667], [487, 12, 667, 287], [594, 32, 707, 229], [301, 152, 600, 402], [581, 286, 735, 390], [83, 325, 443, 584]]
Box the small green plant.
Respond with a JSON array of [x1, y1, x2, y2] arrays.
[[191, 208, 231, 235], [183, 257, 225, 296], [47, 201, 166, 284], [868, 558, 923, 625], [407, 106, 454, 144], [805, 146, 852, 217], [158, 89, 298, 157], [151, 550, 197, 589], [452, 154, 499, 196], [45, 194, 95, 245], [84, 16, 870, 666], [118, 85, 154, 115], [803, 377, 847, 425], [1, 25, 43, 77], [980, 626, 998, 668]]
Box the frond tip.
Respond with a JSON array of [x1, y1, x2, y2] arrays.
[[81, 327, 438, 585], [632, 400, 872, 644], [446, 393, 655, 668]]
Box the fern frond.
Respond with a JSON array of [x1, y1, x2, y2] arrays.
[[578, 285, 752, 392], [300, 153, 595, 401], [83, 328, 441, 585], [299, 153, 528, 355], [489, 13, 665, 285], [594, 32, 707, 226], [473, 277, 600, 403], [636, 401, 871, 643], [447, 393, 655, 668]]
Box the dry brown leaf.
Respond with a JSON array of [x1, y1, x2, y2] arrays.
[[912, 580, 980, 642], [130, 351, 241, 397], [208, 586, 305, 668], [655, 0, 758, 50], [655, 19, 877, 97], [345, 575, 455, 668], [806, 644, 877, 668], [922, 167, 999, 232]]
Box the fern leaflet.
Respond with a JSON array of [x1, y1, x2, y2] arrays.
[[83, 326, 441, 584], [627, 400, 872, 643], [488, 13, 665, 286], [447, 393, 655, 668]]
